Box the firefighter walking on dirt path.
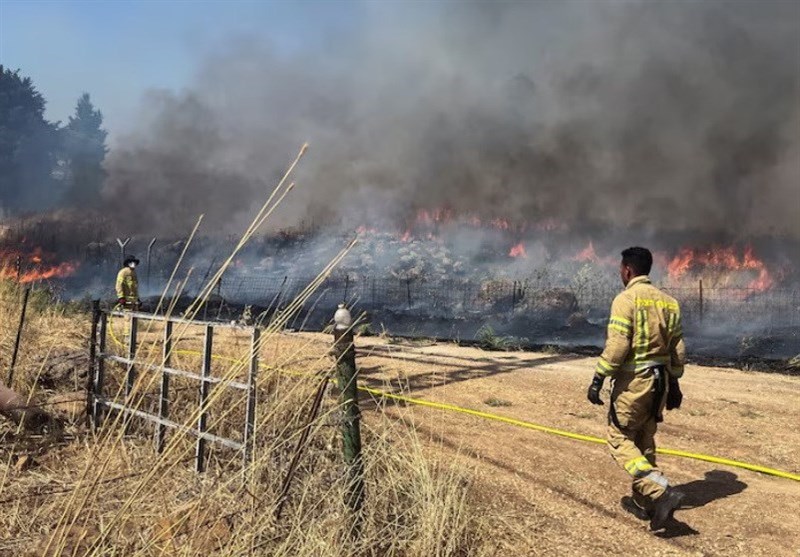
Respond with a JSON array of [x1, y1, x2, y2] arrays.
[[116, 256, 141, 310], [586, 247, 687, 531]]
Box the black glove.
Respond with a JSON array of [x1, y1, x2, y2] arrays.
[[666, 378, 683, 410], [587, 374, 605, 405]]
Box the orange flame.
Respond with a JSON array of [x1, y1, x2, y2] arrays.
[[572, 241, 599, 263], [0, 261, 79, 283], [509, 242, 527, 258], [571, 241, 616, 265], [0, 247, 80, 284], [666, 245, 774, 291]]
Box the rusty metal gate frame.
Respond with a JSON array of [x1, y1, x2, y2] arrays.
[[87, 307, 259, 473]]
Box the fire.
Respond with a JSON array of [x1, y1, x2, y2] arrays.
[[489, 218, 510, 231], [356, 225, 379, 235], [415, 208, 453, 225], [0, 247, 80, 284], [19, 262, 78, 283], [571, 241, 616, 266], [666, 245, 774, 291], [509, 242, 527, 258], [573, 241, 598, 262]]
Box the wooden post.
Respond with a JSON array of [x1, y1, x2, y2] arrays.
[[156, 320, 173, 453], [196, 325, 213, 473], [243, 327, 259, 474], [92, 313, 108, 428], [7, 287, 31, 386], [699, 279, 704, 323], [332, 304, 364, 534], [406, 277, 412, 309], [86, 300, 101, 427]]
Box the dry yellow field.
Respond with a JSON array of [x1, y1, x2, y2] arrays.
[[2, 297, 799, 556]]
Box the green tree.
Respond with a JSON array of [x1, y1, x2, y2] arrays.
[[0, 65, 60, 211], [63, 93, 108, 206]]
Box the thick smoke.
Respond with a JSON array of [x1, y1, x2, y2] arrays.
[[104, 1, 800, 241]]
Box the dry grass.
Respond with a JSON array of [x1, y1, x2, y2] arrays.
[[0, 146, 506, 556], [0, 144, 499, 555], [0, 277, 499, 556]]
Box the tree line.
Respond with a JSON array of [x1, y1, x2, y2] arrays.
[[0, 65, 108, 213]]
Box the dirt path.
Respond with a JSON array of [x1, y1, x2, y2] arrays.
[[289, 333, 800, 556]]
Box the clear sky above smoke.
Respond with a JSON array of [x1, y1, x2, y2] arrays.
[[0, 0, 360, 135]]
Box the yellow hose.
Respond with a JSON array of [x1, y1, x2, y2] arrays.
[[105, 314, 800, 483], [358, 386, 800, 482]]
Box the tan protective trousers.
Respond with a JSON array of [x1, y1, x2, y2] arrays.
[[607, 369, 669, 507]]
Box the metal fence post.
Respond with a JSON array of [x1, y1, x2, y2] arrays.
[[332, 305, 364, 535], [196, 325, 213, 473], [126, 316, 138, 398], [86, 300, 101, 427], [156, 320, 172, 453], [146, 237, 157, 292], [243, 327, 259, 475], [7, 287, 31, 386], [124, 315, 139, 433], [512, 280, 517, 311], [92, 312, 108, 428], [698, 279, 704, 323], [116, 237, 130, 267]]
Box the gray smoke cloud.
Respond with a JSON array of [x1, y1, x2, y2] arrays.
[[104, 0, 800, 241]]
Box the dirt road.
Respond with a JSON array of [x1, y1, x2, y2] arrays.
[[289, 333, 800, 556]]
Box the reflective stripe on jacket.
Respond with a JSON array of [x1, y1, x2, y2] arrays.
[[596, 276, 686, 379]]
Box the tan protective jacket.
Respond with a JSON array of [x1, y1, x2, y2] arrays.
[[596, 275, 686, 379], [116, 267, 139, 303]]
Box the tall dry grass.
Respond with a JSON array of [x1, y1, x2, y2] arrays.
[[0, 144, 499, 556], [0, 281, 494, 556]]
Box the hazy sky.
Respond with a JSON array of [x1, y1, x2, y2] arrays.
[[0, 0, 359, 136]]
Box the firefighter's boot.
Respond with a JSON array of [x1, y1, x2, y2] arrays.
[[650, 488, 684, 531], [621, 496, 650, 521]]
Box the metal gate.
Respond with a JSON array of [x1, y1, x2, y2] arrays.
[[87, 304, 259, 473]]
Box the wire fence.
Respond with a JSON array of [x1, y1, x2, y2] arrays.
[[206, 273, 800, 330]]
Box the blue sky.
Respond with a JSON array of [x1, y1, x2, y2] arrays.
[[0, 0, 360, 134]]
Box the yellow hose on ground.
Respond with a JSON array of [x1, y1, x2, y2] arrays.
[[105, 315, 800, 483], [358, 386, 800, 483]]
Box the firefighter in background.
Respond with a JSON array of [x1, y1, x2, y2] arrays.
[[586, 247, 686, 531], [116, 256, 141, 310]]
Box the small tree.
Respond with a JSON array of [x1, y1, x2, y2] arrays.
[[63, 93, 108, 207], [0, 66, 61, 211]]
